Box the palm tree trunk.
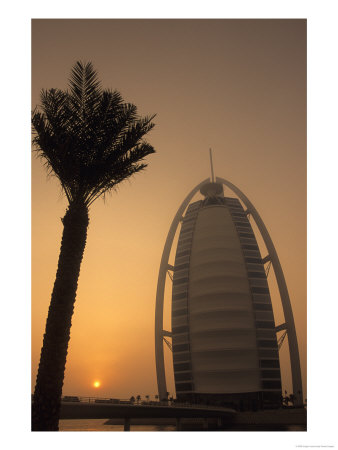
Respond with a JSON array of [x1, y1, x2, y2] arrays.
[[32, 201, 89, 431]]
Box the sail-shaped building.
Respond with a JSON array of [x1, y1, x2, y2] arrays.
[[155, 176, 302, 410]]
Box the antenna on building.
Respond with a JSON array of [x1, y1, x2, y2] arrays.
[[209, 148, 215, 183]]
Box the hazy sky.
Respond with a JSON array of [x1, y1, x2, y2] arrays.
[[32, 19, 306, 400]]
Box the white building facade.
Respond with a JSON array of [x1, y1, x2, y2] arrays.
[[155, 179, 302, 409], [172, 186, 281, 408]]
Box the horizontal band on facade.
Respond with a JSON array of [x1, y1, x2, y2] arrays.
[[261, 369, 281, 378], [174, 362, 192, 372], [175, 241, 192, 253], [172, 286, 189, 295], [234, 222, 251, 229], [174, 372, 193, 382], [243, 251, 261, 258], [173, 271, 189, 281], [255, 312, 274, 322], [188, 290, 251, 301], [261, 389, 282, 393], [255, 320, 275, 328], [186, 201, 201, 209], [262, 380, 282, 389], [248, 271, 267, 279], [250, 280, 269, 290], [233, 216, 250, 223], [175, 249, 191, 258], [173, 277, 189, 285], [172, 342, 189, 350], [192, 368, 261, 375], [256, 327, 277, 335], [245, 257, 263, 264], [225, 197, 241, 203], [258, 349, 279, 358], [240, 233, 256, 240], [188, 347, 264, 356], [185, 210, 199, 216], [252, 303, 273, 311], [227, 201, 242, 207], [172, 325, 189, 334], [251, 287, 270, 294], [258, 340, 279, 348], [182, 214, 197, 223], [188, 326, 257, 335], [237, 229, 255, 237], [179, 232, 193, 241], [260, 359, 280, 368], [182, 210, 199, 218], [179, 230, 194, 239], [174, 257, 190, 268], [181, 219, 195, 228], [172, 330, 188, 339], [252, 294, 272, 304], [173, 355, 190, 363], [175, 383, 194, 392], [172, 302, 188, 312], [242, 245, 260, 252], [231, 212, 247, 217], [247, 265, 265, 274], [255, 311, 275, 324], [174, 263, 190, 272], [202, 198, 227, 206], [172, 292, 188, 301], [240, 241, 256, 248], [173, 343, 190, 353], [172, 317, 188, 327], [172, 308, 188, 317]]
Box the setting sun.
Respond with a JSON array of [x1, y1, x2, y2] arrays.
[[93, 381, 101, 388]]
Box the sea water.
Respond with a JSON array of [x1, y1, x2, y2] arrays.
[[59, 419, 175, 431], [58, 418, 305, 432]]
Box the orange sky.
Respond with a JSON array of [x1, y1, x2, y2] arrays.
[[31, 19, 306, 400]]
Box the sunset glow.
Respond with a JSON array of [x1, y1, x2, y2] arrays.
[[32, 19, 307, 401]]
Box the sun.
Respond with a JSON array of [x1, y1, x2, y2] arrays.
[[93, 380, 101, 388]]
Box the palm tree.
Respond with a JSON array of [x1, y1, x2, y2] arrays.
[[136, 395, 141, 404], [31, 61, 155, 431], [283, 395, 290, 406], [289, 393, 296, 406]]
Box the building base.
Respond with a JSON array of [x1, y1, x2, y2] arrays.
[[176, 391, 282, 411]]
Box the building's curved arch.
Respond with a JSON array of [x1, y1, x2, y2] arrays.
[[155, 177, 303, 406], [216, 177, 303, 406]]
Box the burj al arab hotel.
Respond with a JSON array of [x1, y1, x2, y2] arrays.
[[155, 158, 303, 410]]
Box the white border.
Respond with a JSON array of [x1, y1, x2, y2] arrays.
[[1, 1, 337, 449]]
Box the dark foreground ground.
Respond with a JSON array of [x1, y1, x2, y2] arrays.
[[104, 408, 307, 431]]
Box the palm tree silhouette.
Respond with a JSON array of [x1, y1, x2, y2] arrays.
[[31, 61, 155, 431], [289, 393, 296, 406]]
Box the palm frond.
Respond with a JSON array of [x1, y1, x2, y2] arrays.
[[32, 61, 156, 206], [68, 61, 102, 118]]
